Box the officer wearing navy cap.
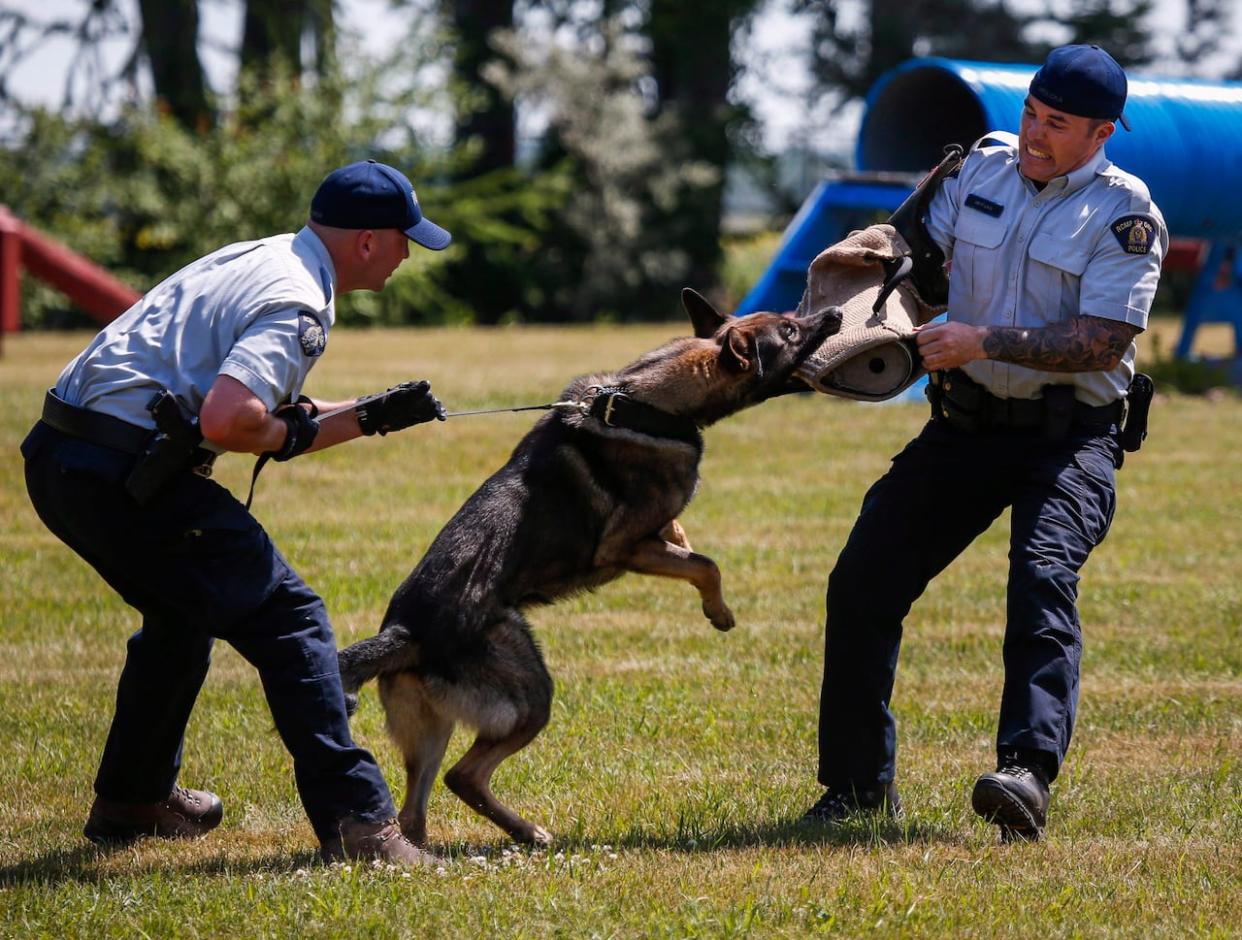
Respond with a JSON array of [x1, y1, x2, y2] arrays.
[[805, 45, 1166, 839], [22, 160, 454, 866]]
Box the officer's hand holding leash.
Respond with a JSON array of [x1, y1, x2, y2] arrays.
[[247, 379, 444, 508], [354, 380, 446, 435]]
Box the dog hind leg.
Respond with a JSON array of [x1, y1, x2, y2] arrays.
[[439, 614, 554, 846], [379, 672, 454, 847]]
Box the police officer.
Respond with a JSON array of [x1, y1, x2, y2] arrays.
[[22, 160, 455, 866], [803, 46, 1166, 839]]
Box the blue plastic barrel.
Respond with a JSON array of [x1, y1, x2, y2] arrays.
[[856, 57, 1242, 238]]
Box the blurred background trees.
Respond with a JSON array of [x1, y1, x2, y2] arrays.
[[0, 0, 1237, 327]]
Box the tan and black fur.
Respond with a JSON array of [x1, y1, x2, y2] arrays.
[[338, 290, 841, 847]]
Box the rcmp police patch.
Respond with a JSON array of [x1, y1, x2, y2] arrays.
[[298, 313, 326, 357], [1110, 215, 1156, 255]]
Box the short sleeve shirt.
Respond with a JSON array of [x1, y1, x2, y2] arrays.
[[925, 132, 1167, 405], [55, 227, 337, 432]]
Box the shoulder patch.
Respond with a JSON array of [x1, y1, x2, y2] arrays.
[[1110, 215, 1156, 255], [298, 312, 326, 357]]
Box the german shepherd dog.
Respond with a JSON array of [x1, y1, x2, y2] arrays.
[[338, 290, 841, 847]]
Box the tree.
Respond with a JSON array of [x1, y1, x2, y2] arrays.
[[795, 0, 1040, 104], [449, 0, 516, 175], [644, 0, 762, 293], [136, 0, 213, 130], [241, 0, 337, 82]]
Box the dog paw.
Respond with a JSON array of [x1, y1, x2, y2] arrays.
[[704, 602, 736, 632], [527, 825, 553, 847], [343, 692, 360, 717]]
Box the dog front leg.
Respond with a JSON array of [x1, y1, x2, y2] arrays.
[[616, 537, 735, 632]]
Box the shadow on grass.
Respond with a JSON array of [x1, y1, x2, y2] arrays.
[[0, 842, 324, 887], [558, 816, 959, 853]]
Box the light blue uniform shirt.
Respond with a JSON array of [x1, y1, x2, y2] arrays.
[[926, 132, 1167, 406], [56, 227, 337, 437]]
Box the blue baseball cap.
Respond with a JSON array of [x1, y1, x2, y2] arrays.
[[310, 160, 452, 250], [1029, 44, 1131, 131]]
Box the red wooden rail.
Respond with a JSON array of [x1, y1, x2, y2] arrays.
[[0, 205, 142, 354]]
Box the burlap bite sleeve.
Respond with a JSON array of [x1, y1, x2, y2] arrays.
[[794, 223, 945, 402]]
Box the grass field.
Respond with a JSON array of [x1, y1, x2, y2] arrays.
[[1, 322, 1239, 938]]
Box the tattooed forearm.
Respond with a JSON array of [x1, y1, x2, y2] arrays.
[[981, 315, 1138, 372]]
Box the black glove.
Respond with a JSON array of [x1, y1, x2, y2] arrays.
[[270, 403, 320, 461], [355, 380, 446, 435]]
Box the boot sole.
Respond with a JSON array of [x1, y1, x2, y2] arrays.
[[971, 779, 1043, 840]]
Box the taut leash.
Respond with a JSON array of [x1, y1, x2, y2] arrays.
[[313, 398, 590, 423]]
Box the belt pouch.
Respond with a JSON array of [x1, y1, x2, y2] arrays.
[[935, 370, 986, 431]]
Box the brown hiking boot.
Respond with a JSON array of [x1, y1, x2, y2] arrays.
[[84, 785, 223, 845], [320, 817, 440, 867]]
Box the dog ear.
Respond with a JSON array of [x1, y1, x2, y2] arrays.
[[682, 288, 729, 338], [720, 326, 754, 373]]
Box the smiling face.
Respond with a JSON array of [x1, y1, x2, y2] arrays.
[[1018, 95, 1114, 183]]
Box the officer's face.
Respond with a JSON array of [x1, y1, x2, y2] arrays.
[[360, 229, 410, 290], [1018, 96, 1113, 183]]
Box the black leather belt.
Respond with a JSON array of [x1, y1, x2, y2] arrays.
[[975, 393, 1122, 430], [41, 390, 152, 453], [40, 390, 217, 472], [930, 370, 1123, 433]]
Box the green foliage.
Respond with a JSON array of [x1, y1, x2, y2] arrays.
[[483, 19, 730, 321], [0, 52, 567, 328]]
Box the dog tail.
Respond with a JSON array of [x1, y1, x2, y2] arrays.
[[338, 625, 422, 716]]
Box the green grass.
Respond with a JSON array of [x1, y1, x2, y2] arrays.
[[1, 325, 1239, 938]]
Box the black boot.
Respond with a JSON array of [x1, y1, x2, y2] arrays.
[[971, 749, 1051, 841], [802, 782, 902, 824]]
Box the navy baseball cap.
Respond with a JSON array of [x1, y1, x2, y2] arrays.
[[1029, 44, 1131, 131], [310, 160, 452, 250]]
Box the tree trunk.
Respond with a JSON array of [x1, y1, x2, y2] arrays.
[[647, 0, 754, 292], [241, 0, 307, 79], [450, 0, 516, 175], [136, 0, 212, 130]]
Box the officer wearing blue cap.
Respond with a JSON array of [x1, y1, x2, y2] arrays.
[[805, 45, 1166, 840], [22, 160, 455, 866]]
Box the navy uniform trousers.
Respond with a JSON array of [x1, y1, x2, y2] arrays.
[[21, 422, 395, 842], [817, 414, 1121, 791]]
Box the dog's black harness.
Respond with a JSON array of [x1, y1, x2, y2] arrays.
[[585, 386, 700, 444]]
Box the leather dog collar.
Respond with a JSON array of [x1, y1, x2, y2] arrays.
[[586, 386, 700, 444]]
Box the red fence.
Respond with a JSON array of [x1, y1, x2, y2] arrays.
[[0, 205, 142, 354]]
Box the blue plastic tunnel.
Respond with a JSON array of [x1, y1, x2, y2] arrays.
[[856, 58, 1242, 239]]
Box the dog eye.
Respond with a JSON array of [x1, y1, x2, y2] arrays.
[[779, 321, 798, 340]]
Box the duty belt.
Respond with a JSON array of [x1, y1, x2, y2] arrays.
[[40, 390, 217, 474], [928, 370, 1123, 433]]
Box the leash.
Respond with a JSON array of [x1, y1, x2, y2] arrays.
[[313, 398, 590, 423]]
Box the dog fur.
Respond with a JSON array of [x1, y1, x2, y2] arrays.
[[337, 290, 842, 846]]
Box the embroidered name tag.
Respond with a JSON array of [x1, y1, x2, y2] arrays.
[[965, 193, 1003, 217], [298, 312, 326, 357], [1110, 215, 1156, 255]]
